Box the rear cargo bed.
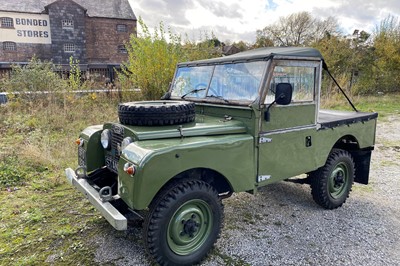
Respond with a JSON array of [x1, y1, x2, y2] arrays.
[[318, 109, 378, 129]]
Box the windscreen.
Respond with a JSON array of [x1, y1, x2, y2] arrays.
[[171, 61, 267, 103]]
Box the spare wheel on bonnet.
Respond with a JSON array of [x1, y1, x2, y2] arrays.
[[118, 101, 196, 126]]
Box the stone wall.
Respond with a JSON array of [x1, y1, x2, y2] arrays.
[[0, 43, 52, 62], [86, 17, 135, 64], [47, 0, 86, 64]]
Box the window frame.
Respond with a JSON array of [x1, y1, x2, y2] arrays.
[[61, 19, 74, 29], [118, 44, 127, 54], [3, 41, 17, 51], [116, 24, 127, 32], [265, 60, 321, 105], [1, 17, 14, 28], [64, 43, 75, 53]]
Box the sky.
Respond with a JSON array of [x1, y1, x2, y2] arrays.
[[128, 0, 400, 43]]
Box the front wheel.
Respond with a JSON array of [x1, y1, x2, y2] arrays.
[[310, 149, 355, 209], [143, 180, 223, 266]]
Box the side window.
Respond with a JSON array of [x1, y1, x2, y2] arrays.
[[266, 64, 316, 104]]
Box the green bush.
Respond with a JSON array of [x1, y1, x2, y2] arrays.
[[2, 57, 67, 103]]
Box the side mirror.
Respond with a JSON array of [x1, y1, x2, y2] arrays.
[[264, 83, 293, 122], [275, 83, 293, 105]]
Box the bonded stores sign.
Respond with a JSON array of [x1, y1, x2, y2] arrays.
[[0, 12, 51, 44]]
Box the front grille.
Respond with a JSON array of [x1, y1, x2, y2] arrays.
[[105, 124, 124, 173], [78, 146, 86, 166], [111, 124, 124, 160]]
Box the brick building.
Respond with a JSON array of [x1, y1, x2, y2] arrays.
[[0, 0, 136, 81]]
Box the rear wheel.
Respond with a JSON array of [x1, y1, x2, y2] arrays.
[[310, 149, 354, 209], [143, 180, 223, 266]]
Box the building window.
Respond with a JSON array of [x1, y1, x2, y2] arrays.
[[118, 45, 127, 54], [64, 43, 75, 53], [62, 19, 74, 29], [3, 42, 17, 51], [1, 17, 14, 28], [116, 24, 127, 32]]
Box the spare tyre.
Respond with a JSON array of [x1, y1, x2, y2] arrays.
[[118, 101, 196, 126]]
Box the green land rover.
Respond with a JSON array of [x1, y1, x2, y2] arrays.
[[65, 47, 377, 265]]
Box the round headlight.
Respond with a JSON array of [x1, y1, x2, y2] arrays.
[[101, 129, 111, 149], [121, 137, 133, 150]]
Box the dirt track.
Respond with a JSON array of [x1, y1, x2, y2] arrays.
[[92, 116, 400, 265]]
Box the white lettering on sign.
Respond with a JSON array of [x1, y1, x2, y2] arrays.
[[0, 11, 51, 44]]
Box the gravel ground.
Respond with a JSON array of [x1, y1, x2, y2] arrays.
[[92, 116, 400, 266]]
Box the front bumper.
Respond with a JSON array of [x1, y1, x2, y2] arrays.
[[65, 167, 127, 230]]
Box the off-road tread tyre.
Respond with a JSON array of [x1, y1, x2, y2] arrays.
[[143, 180, 224, 266], [310, 148, 355, 209], [118, 101, 195, 126]]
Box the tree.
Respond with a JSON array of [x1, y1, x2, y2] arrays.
[[182, 32, 222, 62], [231, 40, 251, 51], [121, 18, 184, 100], [254, 30, 274, 48], [121, 19, 222, 100], [312, 34, 354, 95], [367, 15, 400, 93], [257, 12, 339, 47]]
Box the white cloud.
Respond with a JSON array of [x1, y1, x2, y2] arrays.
[[128, 0, 400, 43]]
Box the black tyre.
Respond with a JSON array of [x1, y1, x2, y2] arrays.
[[118, 101, 195, 126], [143, 180, 223, 266], [310, 149, 355, 209]]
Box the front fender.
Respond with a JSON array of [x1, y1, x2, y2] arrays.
[[80, 125, 104, 172], [120, 134, 255, 210]]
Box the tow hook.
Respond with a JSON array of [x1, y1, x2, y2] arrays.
[[75, 166, 87, 179], [99, 186, 113, 202]]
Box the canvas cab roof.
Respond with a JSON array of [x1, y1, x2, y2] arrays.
[[178, 47, 323, 66]]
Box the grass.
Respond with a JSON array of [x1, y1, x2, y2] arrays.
[[0, 93, 133, 265], [321, 93, 400, 118], [0, 92, 398, 265]]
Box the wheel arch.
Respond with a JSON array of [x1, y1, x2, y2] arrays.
[[331, 134, 372, 185], [153, 167, 233, 203], [332, 134, 360, 151]]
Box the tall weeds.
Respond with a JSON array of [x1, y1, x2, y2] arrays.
[[0, 58, 141, 188]]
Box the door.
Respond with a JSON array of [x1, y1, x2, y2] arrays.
[[257, 60, 322, 185]]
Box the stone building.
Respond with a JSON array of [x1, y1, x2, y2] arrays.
[[0, 0, 136, 81]]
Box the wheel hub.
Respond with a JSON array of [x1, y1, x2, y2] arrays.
[[329, 163, 349, 199], [181, 215, 201, 238], [334, 172, 345, 187], [167, 199, 214, 255]]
